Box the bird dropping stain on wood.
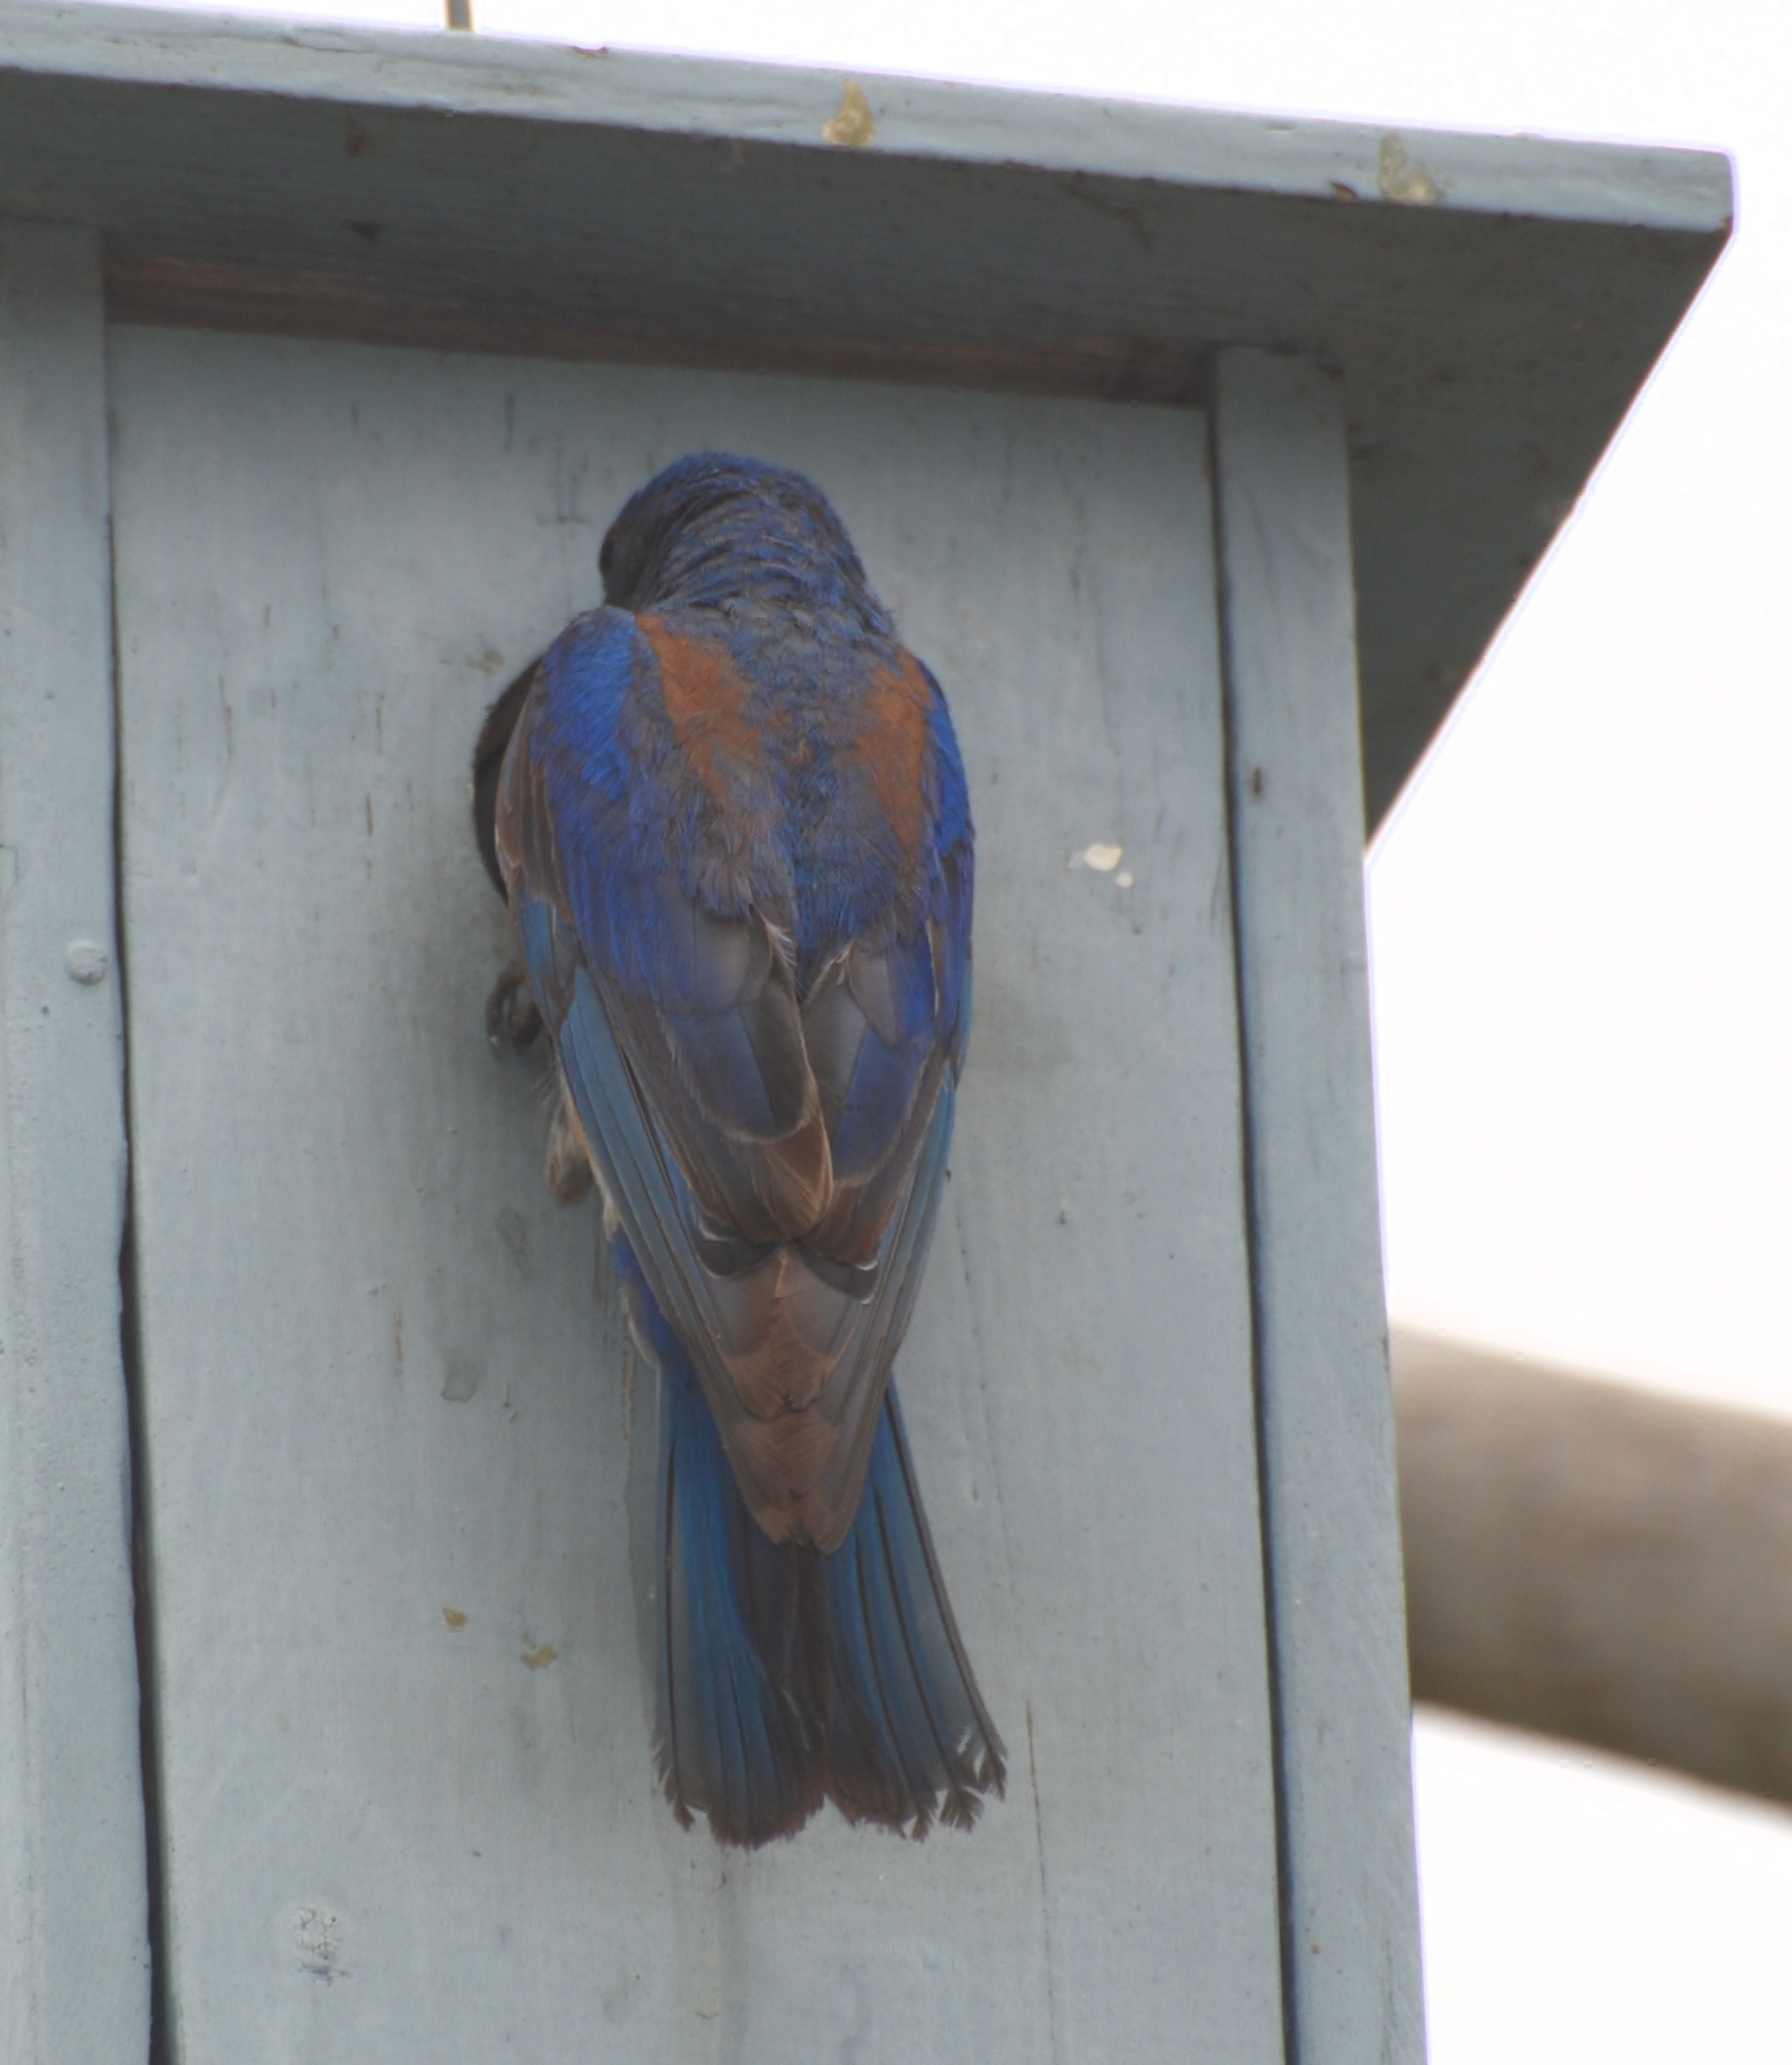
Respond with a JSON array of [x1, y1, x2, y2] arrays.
[[1068, 841, 1124, 872]]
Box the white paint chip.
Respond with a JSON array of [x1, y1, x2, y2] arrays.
[[1069, 841, 1125, 872], [64, 938, 110, 984]]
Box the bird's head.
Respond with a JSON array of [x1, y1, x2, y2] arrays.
[[599, 452, 888, 634]]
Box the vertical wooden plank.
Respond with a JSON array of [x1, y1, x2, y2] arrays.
[[1212, 348, 1425, 2065], [0, 223, 151, 2063], [111, 330, 1287, 2064]]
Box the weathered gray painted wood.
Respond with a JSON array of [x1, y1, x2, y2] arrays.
[[0, 0, 1732, 230], [1212, 350, 1423, 2065], [0, 1, 1730, 827], [0, 224, 150, 2065], [113, 329, 1286, 2062]]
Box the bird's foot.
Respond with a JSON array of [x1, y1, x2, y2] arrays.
[[544, 1089, 594, 1206], [485, 963, 542, 1051]]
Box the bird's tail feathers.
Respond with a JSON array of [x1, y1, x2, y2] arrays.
[[632, 1249, 1004, 1846], [820, 1387, 1006, 1834], [653, 1337, 828, 1845]]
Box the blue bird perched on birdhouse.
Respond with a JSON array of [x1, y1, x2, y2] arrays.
[[472, 453, 1005, 1846]]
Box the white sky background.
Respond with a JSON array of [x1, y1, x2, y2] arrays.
[[78, 0, 1792, 2051]]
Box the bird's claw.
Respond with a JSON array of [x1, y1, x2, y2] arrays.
[[485, 963, 542, 1051]]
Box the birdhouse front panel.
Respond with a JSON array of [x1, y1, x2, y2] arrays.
[[111, 326, 1285, 2062]]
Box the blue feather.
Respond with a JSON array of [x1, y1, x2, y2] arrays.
[[621, 1232, 1002, 1841], [488, 452, 1002, 1844], [825, 1388, 1004, 1831]]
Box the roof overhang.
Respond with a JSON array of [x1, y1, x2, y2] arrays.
[[0, 2, 1731, 823]]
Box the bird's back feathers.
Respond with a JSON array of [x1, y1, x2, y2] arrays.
[[482, 453, 1002, 1842]]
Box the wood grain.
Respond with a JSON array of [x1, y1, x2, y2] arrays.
[[0, 223, 150, 2065], [1212, 349, 1424, 2065], [0, 0, 1730, 828], [113, 330, 1284, 2062]]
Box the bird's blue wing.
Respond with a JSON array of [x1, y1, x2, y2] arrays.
[[496, 611, 972, 1549]]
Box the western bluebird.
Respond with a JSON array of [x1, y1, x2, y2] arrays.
[[473, 454, 1003, 1845]]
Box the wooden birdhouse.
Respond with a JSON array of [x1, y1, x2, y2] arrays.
[[0, 10, 1727, 2057]]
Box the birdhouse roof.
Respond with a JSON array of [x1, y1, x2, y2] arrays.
[[0, 1, 1730, 823]]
